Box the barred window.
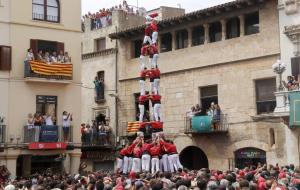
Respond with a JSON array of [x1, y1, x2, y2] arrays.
[[33, 0, 60, 23]]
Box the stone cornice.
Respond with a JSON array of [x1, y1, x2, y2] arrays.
[[278, 0, 300, 14], [284, 24, 300, 42], [82, 48, 117, 60]]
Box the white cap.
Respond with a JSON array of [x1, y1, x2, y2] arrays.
[[4, 185, 15, 190]]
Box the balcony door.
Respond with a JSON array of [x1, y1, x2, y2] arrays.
[[36, 95, 57, 125]]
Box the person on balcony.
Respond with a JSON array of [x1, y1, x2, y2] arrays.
[[33, 113, 43, 142], [84, 124, 91, 145], [44, 112, 54, 126], [25, 49, 35, 61], [80, 123, 86, 144], [105, 122, 112, 145], [64, 52, 71, 63], [207, 102, 215, 117], [36, 50, 45, 62], [187, 106, 196, 119], [94, 76, 104, 100], [282, 76, 299, 91], [57, 50, 65, 63], [27, 113, 35, 143], [98, 122, 107, 145], [44, 52, 51, 63], [50, 51, 58, 63], [62, 111, 72, 142], [212, 104, 221, 130]]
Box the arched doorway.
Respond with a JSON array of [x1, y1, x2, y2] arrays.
[[179, 146, 209, 170], [235, 147, 266, 169]]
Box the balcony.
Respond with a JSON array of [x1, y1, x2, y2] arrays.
[[274, 90, 300, 128], [81, 133, 115, 150], [23, 125, 73, 144], [24, 61, 73, 83], [184, 114, 229, 134]]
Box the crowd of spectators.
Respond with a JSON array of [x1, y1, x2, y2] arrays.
[[81, 122, 112, 146], [2, 163, 300, 190], [282, 76, 300, 91], [82, 0, 146, 31], [25, 49, 71, 64], [187, 102, 222, 130]]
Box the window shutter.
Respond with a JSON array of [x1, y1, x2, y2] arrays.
[[0, 46, 12, 71], [291, 57, 300, 81], [30, 39, 39, 55], [56, 42, 65, 54]]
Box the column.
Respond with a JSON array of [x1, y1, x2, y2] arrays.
[[221, 19, 227, 41], [63, 153, 71, 174], [6, 155, 18, 179], [239, 15, 245, 37], [187, 28, 193, 47], [204, 24, 210, 44], [158, 35, 162, 53], [171, 31, 176, 51], [69, 152, 81, 175]]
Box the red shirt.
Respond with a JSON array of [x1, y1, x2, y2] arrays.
[[141, 143, 152, 153], [145, 25, 152, 36], [148, 69, 155, 79], [139, 95, 148, 104], [141, 45, 149, 56], [140, 70, 148, 79], [152, 121, 163, 129], [154, 69, 160, 78], [133, 147, 142, 158], [127, 142, 137, 155], [149, 45, 158, 55], [151, 22, 158, 32], [150, 95, 161, 104], [120, 147, 128, 156], [150, 144, 161, 156], [161, 141, 177, 154]]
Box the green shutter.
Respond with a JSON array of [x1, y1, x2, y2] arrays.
[[289, 92, 300, 128]]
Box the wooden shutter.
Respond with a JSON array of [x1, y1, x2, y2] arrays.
[[291, 57, 300, 81], [0, 46, 12, 71], [56, 42, 65, 53], [30, 39, 39, 55]]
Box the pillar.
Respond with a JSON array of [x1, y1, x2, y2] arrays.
[[63, 153, 71, 174], [171, 31, 176, 51], [187, 28, 193, 47], [6, 155, 18, 179], [239, 15, 245, 37], [204, 24, 210, 44], [69, 152, 81, 175], [221, 19, 227, 41], [158, 35, 162, 53]]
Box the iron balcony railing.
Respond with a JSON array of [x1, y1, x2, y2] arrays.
[[0, 125, 6, 143], [184, 114, 229, 134], [81, 132, 115, 147], [24, 61, 73, 80], [23, 125, 73, 143]]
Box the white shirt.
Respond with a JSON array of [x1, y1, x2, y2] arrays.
[[50, 56, 58, 63], [26, 52, 34, 61], [62, 115, 71, 127], [45, 116, 53, 125]]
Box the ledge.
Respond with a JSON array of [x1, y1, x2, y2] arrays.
[[24, 77, 72, 84], [82, 48, 117, 60]]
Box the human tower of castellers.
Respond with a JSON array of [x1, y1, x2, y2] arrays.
[[116, 13, 183, 175]]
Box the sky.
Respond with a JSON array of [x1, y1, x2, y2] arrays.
[[82, 0, 235, 15]]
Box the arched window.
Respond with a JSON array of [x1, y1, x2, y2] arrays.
[[32, 0, 60, 23]]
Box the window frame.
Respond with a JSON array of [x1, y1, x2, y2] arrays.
[[175, 29, 188, 50], [244, 11, 259, 36], [255, 78, 276, 115], [95, 38, 106, 52], [0, 45, 12, 71], [199, 85, 218, 113], [32, 0, 60, 23]]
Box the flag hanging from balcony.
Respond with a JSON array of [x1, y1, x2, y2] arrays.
[[289, 91, 300, 128], [127, 122, 140, 134], [29, 61, 73, 77]]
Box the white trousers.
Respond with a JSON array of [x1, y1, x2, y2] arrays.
[[140, 80, 145, 95], [140, 55, 146, 70], [122, 156, 129, 174], [172, 154, 183, 170], [168, 154, 183, 172], [139, 104, 144, 122], [143, 35, 152, 45], [161, 154, 169, 172], [141, 154, 151, 172], [150, 82, 154, 94], [117, 158, 123, 171], [167, 155, 175, 173], [153, 103, 162, 121], [151, 54, 158, 68], [131, 158, 141, 173], [152, 32, 158, 45], [154, 78, 160, 95], [151, 157, 160, 174], [128, 157, 133, 173]]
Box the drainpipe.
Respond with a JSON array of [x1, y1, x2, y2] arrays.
[[115, 26, 119, 145]]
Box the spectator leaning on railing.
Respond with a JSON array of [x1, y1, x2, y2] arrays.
[[282, 76, 300, 91], [25, 49, 72, 64], [62, 111, 72, 142]]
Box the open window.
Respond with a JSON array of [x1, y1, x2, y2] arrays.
[[255, 78, 276, 114], [245, 12, 259, 35], [32, 0, 60, 23], [200, 85, 218, 113], [133, 39, 143, 58], [176, 29, 188, 49], [160, 33, 172, 53], [36, 95, 57, 125], [192, 26, 205, 46], [291, 57, 300, 81], [226, 17, 240, 39], [209, 22, 222, 43], [30, 39, 64, 55]]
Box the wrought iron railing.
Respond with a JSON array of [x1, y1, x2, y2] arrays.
[[23, 125, 73, 143], [81, 132, 115, 147]]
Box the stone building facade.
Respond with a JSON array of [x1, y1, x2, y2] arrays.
[[108, 0, 294, 170]]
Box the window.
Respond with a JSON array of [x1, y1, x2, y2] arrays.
[[30, 39, 64, 55], [245, 12, 259, 35], [95, 38, 106, 52], [192, 26, 205, 46], [36, 95, 57, 125], [200, 85, 218, 113], [160, 33, 172, 53], [255, 78, 276, 114], [226, 17, 240, 39], [0, 46, 12, 71], [209, 22, 222, 43], [32, 0, 60, 23], [291, 57, 300, 81], [269, 128, 275, 147], [133, 40, 143, 58], [135, 93, 150, 121], [95, 71, 105, 101], [176, 29, 188, 49]]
